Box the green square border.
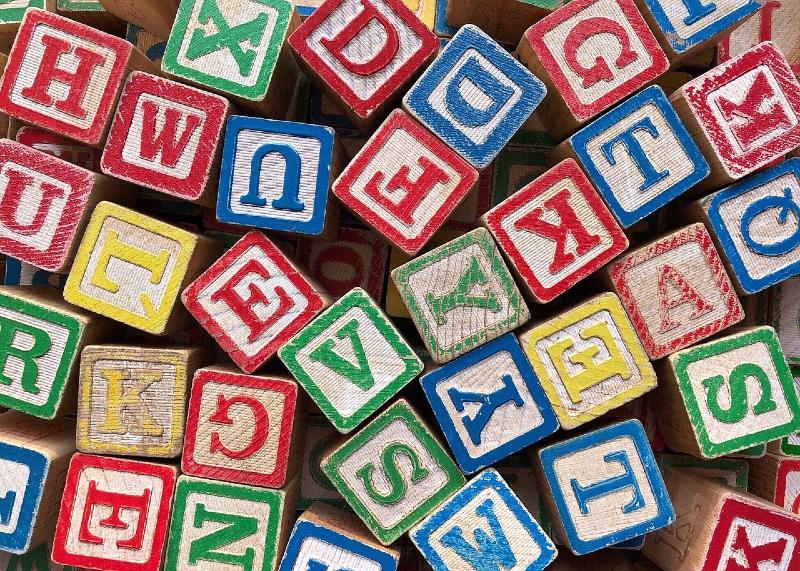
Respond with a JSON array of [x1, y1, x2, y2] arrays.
[[165, 475, 282, 571], [0, 292, 81, 419], [162, 0, 293, 100], [777, 365, 800, 456], [322, 400, 465, 544], [57, 0, 104, 9], [279, 288, 423, 433], [0, 0, 43, 23], [657, 454, 749, 490], [674, 327, 800, 457]]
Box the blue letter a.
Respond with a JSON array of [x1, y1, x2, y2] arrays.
[[440, 498, 517, 571], [447, 374, 524, 446]]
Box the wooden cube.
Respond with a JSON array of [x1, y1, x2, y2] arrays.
[[606, 223, 744, 360], [444, 0, 557, 45], [321, 399, 465, 545], [749, 454, 800, 515], [0, 541, 63, 569], [51, 453, 177, 571], [298, 414, 347, 510], [64, 202, 221, 335], [483, 159, 628, 303], [16, 125, 101, 171], [655, 326, 800, 458], [656, 453, 749, 491], [490, 129, 553, 204], [125, 23, 167, 66], [392, 227, 530, 364], [100, 0, 177, 39], [3, 257, 67, 289], [0, 0, 55, 51], [774, 281, 800, 365], [56, 0, 126, 35]]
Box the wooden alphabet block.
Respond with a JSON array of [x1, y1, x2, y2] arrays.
[[101, 72, 231, 205], [182, 366, 306, 489], [670, 41, 800, 188], [64, 202, 221, 335], [404, 24, 546, 169], [3, 257, 67, 289], [773, 282, 800, 365], [0, 9, 158, 147], [0, 541, 69, 570], [445, 0, 558, 45], [162, 0, 298, 118], [490, 129, 552, 206], [483, 159, 628, 303], [288, 0, 438, 133], [392, 227, 530, 364], [520, 292, 657, 430], [517, 0, 669, 140], [0, 286, 111, 418], [279, 287, 422, 433], [125, 24, 166, 66], [606, 223, 744, 360], [748, 454, 800, 515], [166, 475, 299, 571], [56, 0, 126, 35], [181, 230, 330, 373], [76, 344, 209, 458], [535, 419, 674, 554], [769, 368, 800, 458], [298, 414, 347, 510], [410, 468, 557, 571], [445, 166, 494, 231], [0, 412, 75, 554], [657, 453, 749, 490], [554, 85, 710, 228], [643, 467, 800, 571], [216, 115, 341, 236], [0, 139, 134, 273], [278, 501, 400, 571], [51, 453, 177, 571], [332, 110, 478, 255], [421, 333, 559, 473], [0, 0, 55, 51], [17, 126, 101, 172], [405, 0, 435, 29], [99, 0, 177, 39], [322, 399, 465, 545], [654, 326, 800, 458]]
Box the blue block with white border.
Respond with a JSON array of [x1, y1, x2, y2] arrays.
[[0, 441, 47, 554], [411, 468, 557, 571], [570, 85, 709, 227], [433, 0, 457, 38], [421, 333, 558, 474], [538, 419, 674, 555], [217, 116, 336, 235], [403, 24, 546, 170]]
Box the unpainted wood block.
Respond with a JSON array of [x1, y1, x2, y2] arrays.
[[749, 453, 800, 515]]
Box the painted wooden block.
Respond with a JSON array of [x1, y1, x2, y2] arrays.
[[101, 72, 231, 205], [3, 257, 67, 289], [181, 230, 329, 373], [555, 85, 710, 228], [163, 0, 298, 118], [445, 165, 494, 231], [0, 9, 158, 147], [535, 419, 674, 554], [643, 467, 800, 571], [749, 454, 800, 515], [321, 399, 466, 545], [517, 0, 669, 140], [0, 0, 56, 51], [216, 116, 341, 237], [404, 0, 435, 29], [76, 344, 208, 458], [0, 139, 134, 273], [769, 371, 800, 457], [333, 110, 478, 255], [56, 0, 126, 35], [166, 474, 299, 571], [279, 501, 400, 571], [392, 227, 530, 364], [404, 25, 546, 169], [16, 126, 101, 172], [296, 227, 390, 301], [298, 414, 347, 510], [433, 0, 457, 38], [98, 0, 177, 39], [773, 280, 800, 366], [411, 469, 557, 571], [421, 333, 559, 473], [654, 326, 800, 458], [520, 292, 657, 430], [64, 202, 221, 335], [0, 286, 111, 418], [495, 454, 553, 539], [51, 453, 177, 571], [0, 412, 75, 555], [182, 366, 306, 489], [606, 223, 744, 360], [483, 159, 628, 303], [125, 24, 167, 66], [288, 0, 438, 133], [657, 453, 749, 491], [0, 540, 73, 570], [671, 41, 800, 188], [279, 288, 422, 433], [445, 0, 558, 45], [490, 129, 553, 206]]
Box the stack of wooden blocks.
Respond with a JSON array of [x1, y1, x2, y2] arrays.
[[0, 0, 798, 569]]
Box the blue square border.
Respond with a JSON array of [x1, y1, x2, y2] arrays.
[[0, 442, 47, 554]]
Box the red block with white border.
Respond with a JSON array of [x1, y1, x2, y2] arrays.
[[101, 72, 230, 205], [332, 109, 479, 255], [483, 158, 628, 303], [517, 0, 669, 140], [607, 223, 744, 360], [50, 453, 176, 571], [0, 9, 158, 147], [671, 41, 800, 188], [181, 366, 305, 489], [17, 126, 101, 172], [181, 230, 331, 373]]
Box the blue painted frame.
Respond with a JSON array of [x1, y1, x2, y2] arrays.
[[539, 419, 674, 554], [217, 115, 335, 235], [421, 334, 558, 474], [571, 86, 709, 228], [411, 469, 557, 571], [0, 442, 47, 554], [403, 24, 546, 169], [433, 0, 457, 38], [4, 258, 66, 288], [707, 158, 800, 294]]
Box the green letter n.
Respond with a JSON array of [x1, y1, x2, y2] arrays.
[[189, 503, 259, 570]]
